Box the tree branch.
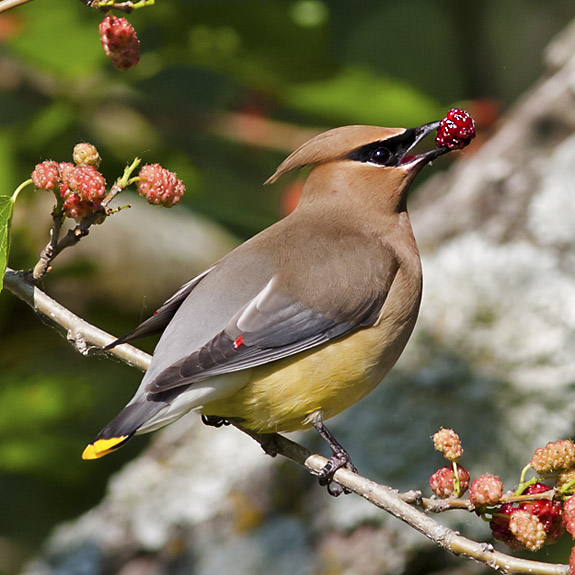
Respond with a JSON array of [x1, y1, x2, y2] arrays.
[[0, 0, 34, 14], [239, 429, 568, 575], [1, 266, 569, 575], [3, 267, 150, 371]]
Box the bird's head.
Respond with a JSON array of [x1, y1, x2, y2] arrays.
[[266, 121, 454, 213], [266, 122, 448, 183]]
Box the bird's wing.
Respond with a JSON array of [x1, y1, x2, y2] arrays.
[[105, 268, 213, 349], [146, 256, 400, 394]]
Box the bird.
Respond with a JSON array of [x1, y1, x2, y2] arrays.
[[82, 120, 453, 490]]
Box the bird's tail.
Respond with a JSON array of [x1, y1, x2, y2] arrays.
[[82, 401, 164, 459]]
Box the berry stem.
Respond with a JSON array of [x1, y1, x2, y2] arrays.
[[11, 178, 33, 203], [100, 157, 140, 208], [516, 464, 537, 495], [452, 462, 462, 498], [558, 479, 575, 496], [115, 158, 141, 192]]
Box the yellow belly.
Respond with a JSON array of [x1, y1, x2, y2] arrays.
[[202, 308, 416, 433], [202, 259, 421, 433]]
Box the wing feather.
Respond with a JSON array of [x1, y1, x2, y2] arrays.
[[146, 259, 398, 394], [105, 268, 213, 349]]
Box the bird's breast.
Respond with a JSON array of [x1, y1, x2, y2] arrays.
[[202, 265, 422, 433]]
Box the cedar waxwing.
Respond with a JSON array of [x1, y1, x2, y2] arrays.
[[82, 121, 454, 487]]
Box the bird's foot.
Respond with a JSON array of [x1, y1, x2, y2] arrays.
[[201, 415, 231, 428], [311, 412, 357, 497]]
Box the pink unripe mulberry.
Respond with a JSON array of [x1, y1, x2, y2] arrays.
[[137, 164, 185, 208], [564, 496, 575, 538], [99, 14, 140, 71], [32, 160, 61, 191], [531, 440, 575, 475], [59, 164, 107, 222], [61, 194, 102, 222], [432, 428, 463, 462], [509, 509, 546, 552], [469, 474, 504, 507], [429, 465, 469, 498], [570, 544, 575, 575], [63, 165, 106, 203], [73, 143, 101, 168]]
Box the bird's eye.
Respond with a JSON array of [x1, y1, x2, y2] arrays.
[[370, 146, 392, 165]]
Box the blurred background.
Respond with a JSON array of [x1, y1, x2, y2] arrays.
[[1, 1, 575, 574]]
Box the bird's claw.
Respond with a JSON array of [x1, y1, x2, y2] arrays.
[[317, 452, 357, 496], [309, 413, 358, 496]]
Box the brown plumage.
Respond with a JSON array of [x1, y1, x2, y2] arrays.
[[83, 121, 451, 491]]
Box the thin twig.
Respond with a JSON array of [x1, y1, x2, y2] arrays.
[[0, 267, 570, 574], [77, 0, 154, 14], [31, 209, 105, 280]]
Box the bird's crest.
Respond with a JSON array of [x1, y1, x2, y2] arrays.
[[265, 125, 405, 184]]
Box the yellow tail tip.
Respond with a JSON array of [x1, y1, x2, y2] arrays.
[[82, 436, 129, 460]]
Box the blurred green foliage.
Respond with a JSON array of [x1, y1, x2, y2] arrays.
[[0, 0, 574, 571]]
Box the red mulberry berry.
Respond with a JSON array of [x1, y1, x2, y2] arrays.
[[435, 108, 476, 150], [99, 14, 140, 71], [429, 465, 469, 498], [531, 440, 575, 475], [469, 474, 503, 507], [73, 143, 101, 168], [32, 160, 61, 191], [490, 484, 564, 549], [432, 428, 463, 462], [137, 164, 185, 208]]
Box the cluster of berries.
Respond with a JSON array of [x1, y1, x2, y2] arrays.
[[31, 144, 185, 222], [489, 482, 564, 551], [435, 108, 476, 150], [99, 14, 140, 71], [429, 432, 575, 562], [32, 144, 106, 222], [429, 428, 469, 498]]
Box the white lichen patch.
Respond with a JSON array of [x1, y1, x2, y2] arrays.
[[527, 134, 575, 248]]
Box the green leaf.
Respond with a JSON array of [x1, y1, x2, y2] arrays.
[[0, 196, 14, 292], [0, 180, 31, 292]]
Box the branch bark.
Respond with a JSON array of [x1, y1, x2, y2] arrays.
[[0, 0, 34, 13], [1, 267, 569, 575]]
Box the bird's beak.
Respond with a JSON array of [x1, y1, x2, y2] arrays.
[[392, 121, 449, 171]]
